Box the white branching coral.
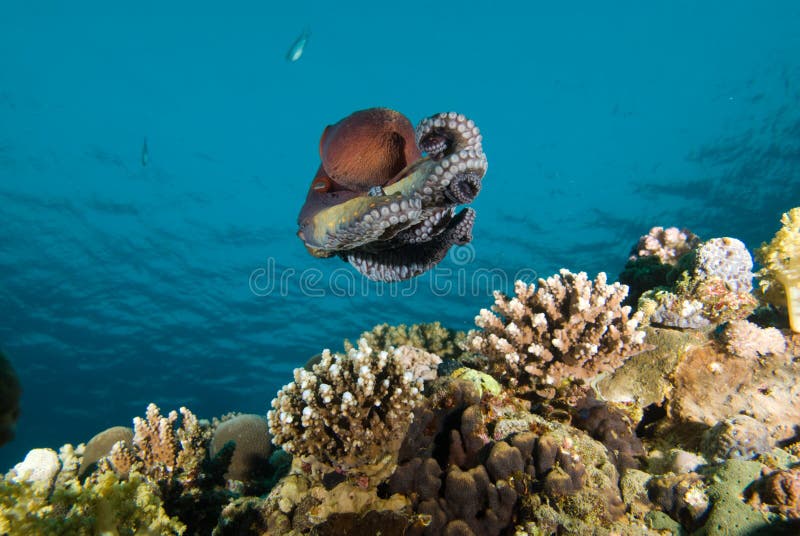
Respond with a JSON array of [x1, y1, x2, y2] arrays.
[[629, 226, 700, 265], [268, 339, 440, 483], [469, 270, 647, 398]]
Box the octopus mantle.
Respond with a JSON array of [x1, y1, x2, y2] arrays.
[[297, 109, 488, 282]]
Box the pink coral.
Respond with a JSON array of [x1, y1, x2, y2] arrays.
[[629, 226, 699, 265], [721, 320, 786, 360]]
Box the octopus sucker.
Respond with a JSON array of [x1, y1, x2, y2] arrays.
[[297, 108, 487, 281]]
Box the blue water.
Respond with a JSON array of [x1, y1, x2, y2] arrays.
[[1, 1, 798, 470]]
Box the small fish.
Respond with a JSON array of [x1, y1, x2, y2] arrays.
[[141, 137, 149, 167], [286, 27, 310, 62]]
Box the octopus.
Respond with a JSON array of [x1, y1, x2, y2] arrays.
[[297, 108, 488, 282]]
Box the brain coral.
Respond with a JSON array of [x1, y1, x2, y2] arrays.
[[757, 206, 800, 332], [469, 270, 647, 398], [268, 339, 441, 484]]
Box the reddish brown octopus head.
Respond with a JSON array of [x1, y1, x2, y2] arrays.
[[297, 108, 488, 282]]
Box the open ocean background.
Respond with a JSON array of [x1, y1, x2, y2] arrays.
[[1, 1, 798, 470]]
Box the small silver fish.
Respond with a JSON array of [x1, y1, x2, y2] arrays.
[[141, 137, 149, 167], [286, 27, 310, 62]]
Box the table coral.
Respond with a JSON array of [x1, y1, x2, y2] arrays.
[[469, 269, 647, 399], [757, 206, 800, 332], [268, 339, 441, 484]]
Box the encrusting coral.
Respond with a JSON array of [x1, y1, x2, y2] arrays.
[[268, 338, 441, 484], [469, 269, 647, 399], [757, 206, 800, 332], [720, 319, 786, 359]]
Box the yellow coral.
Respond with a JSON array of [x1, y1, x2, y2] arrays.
[[757, 207, 800, 332], [0, 470, 184, 535]]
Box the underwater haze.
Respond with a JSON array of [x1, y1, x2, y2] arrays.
[[1, 0, 799, 470]]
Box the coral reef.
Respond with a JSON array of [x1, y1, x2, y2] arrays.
[[720, 319, 787, 359], [629, 226, 700, 265], [209, 414, 272, 482], [343, 321, 468, 361], [469, 269, 647, 399], [667, 342, 800, 445], [105, 403, 210, 485], [640, 237, 758, 328], [79, 425, 133, 477], [620, 226, 700, 306], [6, 221, 800, 535], [268, 339, 441, 484], [700, 414, 774, 463], [746, 465, 800, 520], [0, 350, 20, 447], [757, 206, 800, 332], [1, 458, 185, 535]]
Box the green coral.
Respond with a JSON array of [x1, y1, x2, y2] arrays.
[[757, 206, 800, 332], [0, 470, 185, 535], [696, 460, 770, 536], [343, 321, 467, 360]]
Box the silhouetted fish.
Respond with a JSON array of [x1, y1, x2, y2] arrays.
[[141, 137, 149, 167], [286, 28, 310, 62]]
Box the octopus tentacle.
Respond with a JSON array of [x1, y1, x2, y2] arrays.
[[343, 208, 476, 282]]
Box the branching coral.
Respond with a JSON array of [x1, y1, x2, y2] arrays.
[[757, 206, 800, 332], [343, 321, 467, 360], [268, 339, 440, 484], [0, 469, 185, 535], [629, 226, 700, 265], [469, 270, 647, 398], [103, 404, 209, 486]]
